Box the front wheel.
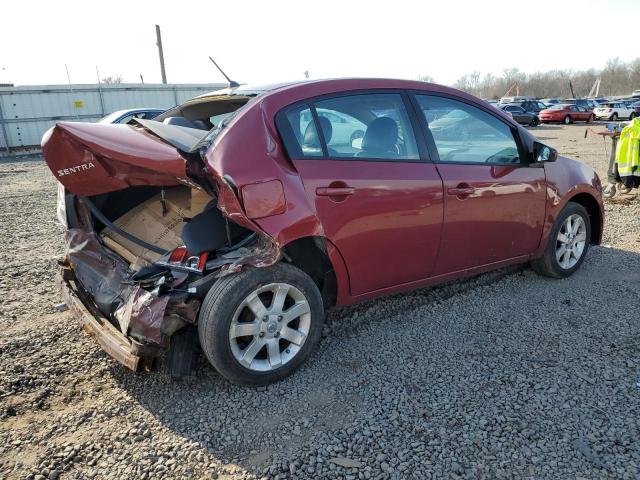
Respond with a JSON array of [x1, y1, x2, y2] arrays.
[[610, 113, 618, 121], [529, 117, 539, 127], [198, 262, 324, 385], [531, 202, 591, 278]]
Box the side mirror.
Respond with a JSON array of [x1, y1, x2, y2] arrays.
[[533, 142, 557, 163]]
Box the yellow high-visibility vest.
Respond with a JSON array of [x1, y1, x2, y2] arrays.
[[616, 117, 640, 177]]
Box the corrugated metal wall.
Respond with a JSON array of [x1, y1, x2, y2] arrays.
[[0, 83, 226, 158]]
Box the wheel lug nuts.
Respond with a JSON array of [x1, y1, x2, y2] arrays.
[[274, 332, 280, 338], [262, 316, 268, 322], [259, 332, 265, 338], [277, 315, 283, 322]]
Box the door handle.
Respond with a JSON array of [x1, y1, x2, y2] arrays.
[[447, 184, 475, 198], [447, 187, 475, 195], [316, 187, 355, 197]]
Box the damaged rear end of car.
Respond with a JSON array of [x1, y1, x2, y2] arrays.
[[43, 96, 283, 373]]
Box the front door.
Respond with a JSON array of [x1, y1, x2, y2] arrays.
[[412, 93, 547, 275], [277, 92, 444, 295]]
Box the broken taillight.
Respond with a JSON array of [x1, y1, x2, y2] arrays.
[[159, 246, 208, 274]]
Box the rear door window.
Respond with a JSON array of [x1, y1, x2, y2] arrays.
[[313, 94, 419, 160], [277, 93, 420, 161]]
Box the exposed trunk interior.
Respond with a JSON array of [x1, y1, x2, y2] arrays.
[[87, 185, 253, 268]]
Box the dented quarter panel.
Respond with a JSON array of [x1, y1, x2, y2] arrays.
[[204, 101, 322, 248]]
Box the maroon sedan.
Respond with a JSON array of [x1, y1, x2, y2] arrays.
[[43, 79, 603, 385], [539, 104, 595, 124]]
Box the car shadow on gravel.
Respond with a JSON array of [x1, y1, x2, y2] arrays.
[[110, 246, 640, 478]]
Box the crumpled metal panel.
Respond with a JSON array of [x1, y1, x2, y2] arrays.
[[65, 227, 195, 348], [66, 228, 133, 317]]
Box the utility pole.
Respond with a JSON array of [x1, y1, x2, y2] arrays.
[[156, 24, 167, 84]]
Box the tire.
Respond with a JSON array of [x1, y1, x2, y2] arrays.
[[630, 112, 637, 120], [529, 117, 539, 127], [563, 115, 572, 124], [610, 113, 618, 121], [198, 262, 324, 385], [531, 202, 591, 279]]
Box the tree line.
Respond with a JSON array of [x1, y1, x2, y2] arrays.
[[421, 57, 640, 99]]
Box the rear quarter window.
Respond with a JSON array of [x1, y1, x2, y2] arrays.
[[276, 105, 324, 158]]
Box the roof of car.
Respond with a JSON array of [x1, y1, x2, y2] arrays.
[[194, 81, 306, 99], [192, 77, 484, 100], [168, 78, 517, 128]]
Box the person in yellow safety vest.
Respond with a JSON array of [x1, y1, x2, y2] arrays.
[[615, 117, 640, 188]]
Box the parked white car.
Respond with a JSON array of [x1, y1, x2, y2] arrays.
[[593, 102, 635, 121]]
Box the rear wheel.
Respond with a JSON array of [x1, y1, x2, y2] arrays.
[[564, 115, 572, 124], [198, 262, 324, 385], [531, 202, 590, 278], [529, 116, 539, 127], [630, 112, 637, 120]]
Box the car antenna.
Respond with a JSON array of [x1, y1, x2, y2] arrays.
[[208, 56, 240, 88]]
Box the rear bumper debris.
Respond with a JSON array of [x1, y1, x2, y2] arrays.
[[57, 268, 159, 371]]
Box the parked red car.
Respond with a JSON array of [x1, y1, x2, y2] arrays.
[[43, 79, 603, 385], [539, 104, 595, 124]]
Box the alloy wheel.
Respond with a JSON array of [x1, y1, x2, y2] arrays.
[[228, 283, 311, 372], [556, 214, 587, 269]]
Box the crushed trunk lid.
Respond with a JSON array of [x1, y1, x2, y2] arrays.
[[42, 121, 204, 196]]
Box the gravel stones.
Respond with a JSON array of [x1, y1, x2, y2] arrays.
[[1, 125, 640, 479]]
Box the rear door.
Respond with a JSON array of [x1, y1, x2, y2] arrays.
[[411, 94, 547, 275], [575, 106, 588, 121], [276, 91, 444, 296], [620, 103, 632, 118]]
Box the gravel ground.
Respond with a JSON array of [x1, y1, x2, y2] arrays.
[[1, 123, 639, 479]]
